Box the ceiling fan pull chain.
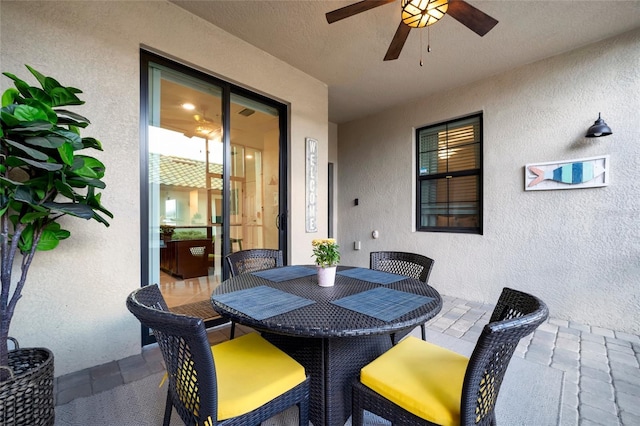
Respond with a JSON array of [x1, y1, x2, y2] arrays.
[[427, 25, 432, 53], [420, 29, 424, 66]]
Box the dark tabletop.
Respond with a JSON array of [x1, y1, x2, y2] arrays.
[[211, 265, 443, 338]]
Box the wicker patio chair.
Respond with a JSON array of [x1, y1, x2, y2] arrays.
[[225, 249, 284, 338], [126, 285, 309, 426], [370, 251, 435, 343], [351, 287, 549, 426]]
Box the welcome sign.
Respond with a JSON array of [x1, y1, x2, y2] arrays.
[[306, 137, 318, 232]]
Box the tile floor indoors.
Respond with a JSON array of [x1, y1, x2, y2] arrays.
[[54, 294, 640, 426]]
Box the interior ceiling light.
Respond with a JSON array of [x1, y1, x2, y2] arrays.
[[181, 102, 196, 110], [402, 0, 449, 28]]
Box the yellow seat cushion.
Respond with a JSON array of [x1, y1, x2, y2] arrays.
[[212, 332, 306, 420], [360, 336, 469, 426]]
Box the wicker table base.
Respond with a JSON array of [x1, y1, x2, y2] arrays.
[[212, 265, 442, 426], [264, 332, 391, 426]]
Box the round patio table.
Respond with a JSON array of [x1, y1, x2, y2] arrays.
[[211, 265, 442, 426]]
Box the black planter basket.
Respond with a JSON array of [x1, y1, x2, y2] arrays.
[[0, 340, 54, 426]]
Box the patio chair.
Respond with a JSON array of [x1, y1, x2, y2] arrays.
[[370, 251, 435, 343], [351, 287, 549, 426], [225, 249, 284, 338], [126, 284, 310, 426]]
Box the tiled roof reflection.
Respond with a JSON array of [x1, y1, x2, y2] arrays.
[[149, 154, 223, 190]]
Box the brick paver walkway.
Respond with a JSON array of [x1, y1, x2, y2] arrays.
[[55, 294, 640, 425]]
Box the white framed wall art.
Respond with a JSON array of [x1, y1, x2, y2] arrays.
[[525, 155, 610, 191]]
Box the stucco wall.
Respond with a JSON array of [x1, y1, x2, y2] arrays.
[[1, 1, 328, 375], [338, 28, 640, 334]]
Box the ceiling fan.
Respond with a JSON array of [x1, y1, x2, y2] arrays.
[[326, 0, 498, 61], [192, 113, 218, 136]]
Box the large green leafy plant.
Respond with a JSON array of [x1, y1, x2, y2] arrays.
[[0, 66, 112, 378]]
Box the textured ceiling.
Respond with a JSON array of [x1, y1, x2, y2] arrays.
[[170, 0, 640, 124]]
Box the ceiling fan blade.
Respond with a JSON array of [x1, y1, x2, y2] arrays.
[[326, 0, 396, 24], [447, 0, 498, 37], [384, 22, 411, 61]]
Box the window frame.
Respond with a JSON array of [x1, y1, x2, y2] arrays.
[[415, 112, 483, 235]]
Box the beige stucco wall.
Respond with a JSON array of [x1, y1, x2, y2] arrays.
[[338, 28, 640, 334], [1, 1, 328, 375]]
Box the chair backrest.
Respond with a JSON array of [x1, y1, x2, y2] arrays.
[[126, 285, 218, 425], [460, 287, 549, 426], [370, 251, 434, 283], [226, 249, 284, 277]]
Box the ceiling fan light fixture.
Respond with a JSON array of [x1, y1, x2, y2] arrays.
[[195, 125, 214, 135], [191, 109, 221, 137], [402, 0, 449, 28]]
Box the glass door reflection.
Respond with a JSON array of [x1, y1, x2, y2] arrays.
[[148, 64, 223, 317]]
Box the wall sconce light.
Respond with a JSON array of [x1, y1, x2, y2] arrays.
[[585, 113, 612, 138]]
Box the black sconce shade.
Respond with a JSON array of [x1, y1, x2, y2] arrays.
[[586, 113, 612, 138]]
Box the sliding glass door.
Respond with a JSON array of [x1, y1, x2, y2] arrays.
[[140, 51, 287, 343]]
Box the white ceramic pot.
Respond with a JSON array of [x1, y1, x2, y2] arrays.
[[317, 265, 337, 287]]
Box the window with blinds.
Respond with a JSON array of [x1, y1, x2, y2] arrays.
[[416, 113, 482, 234]]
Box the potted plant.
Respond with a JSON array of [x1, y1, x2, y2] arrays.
[[311, 238, 340, 287], [0, 65, 112, 424], [160, 224, 175, 241]]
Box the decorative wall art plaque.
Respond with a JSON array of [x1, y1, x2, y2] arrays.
[[525, 155, 609, 191], [305, 137, 318, 232]]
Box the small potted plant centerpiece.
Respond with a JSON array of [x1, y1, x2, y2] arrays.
[[311, 238, 340, 287], [160, 224, 175, 242], [0, 65, 112, 424]]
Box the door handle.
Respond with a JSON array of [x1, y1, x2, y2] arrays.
[[275, 214, 280, 229]]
